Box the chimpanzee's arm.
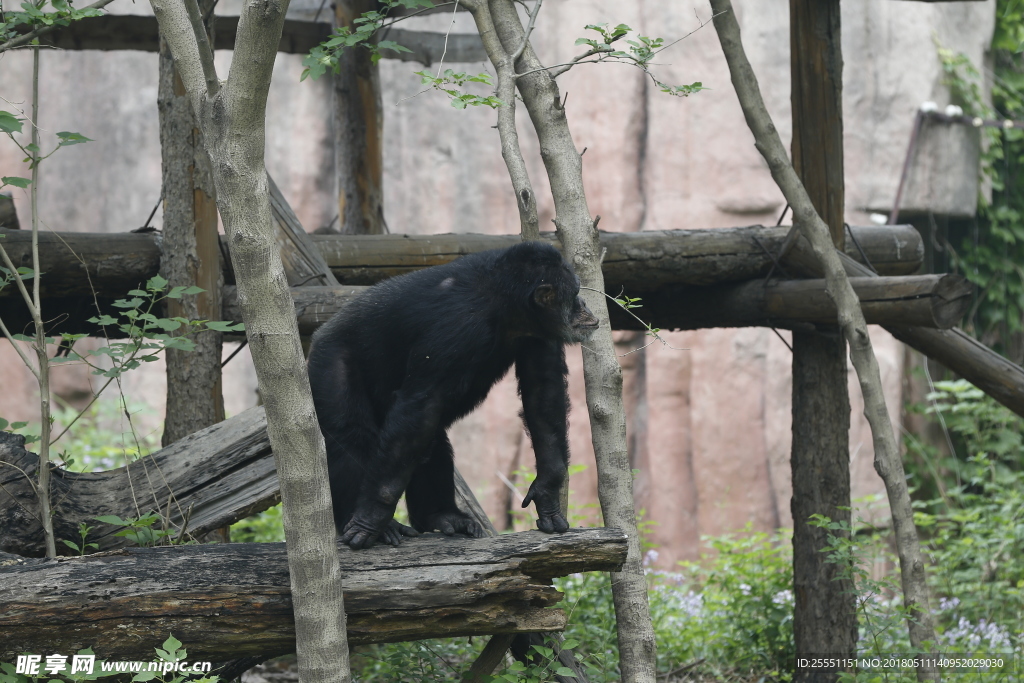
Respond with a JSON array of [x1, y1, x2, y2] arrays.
[[514, 337, 571, 533]]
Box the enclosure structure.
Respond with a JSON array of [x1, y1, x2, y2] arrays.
[[0, 0, 1011, 679]]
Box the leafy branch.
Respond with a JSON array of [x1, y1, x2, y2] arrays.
[[300, 0, 434, 81], [582, 286, 687, 357], [522, 21, 711, 97], [413, 69, 503, 109], [0, 0, 110, 54]]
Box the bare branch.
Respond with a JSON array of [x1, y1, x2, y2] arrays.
[[149, 0, 212, 113], [184, 0, 219, 97], [511, 0, 542, 63], [463, 0, 540, 240]]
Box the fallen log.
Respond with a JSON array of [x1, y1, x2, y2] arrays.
[[0, 225, 922, 300], [218, 274, 971, 337], [0, 527, 627, 661], [0, 412, 276, 557]]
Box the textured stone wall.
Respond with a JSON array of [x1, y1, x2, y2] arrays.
[[0, 0, 995, 566]]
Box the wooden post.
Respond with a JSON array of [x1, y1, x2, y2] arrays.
[[333, 0, 386, 235], [156, 4, 225, 453], [789, 1, 857, 680]]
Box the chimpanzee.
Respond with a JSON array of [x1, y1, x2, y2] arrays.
[[307, 241, 599, 549]]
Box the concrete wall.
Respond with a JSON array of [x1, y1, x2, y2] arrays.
[[0, 0, 995, 567]]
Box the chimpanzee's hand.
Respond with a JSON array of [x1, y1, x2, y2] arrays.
[[421, 511, 484, 538], [522, 480, 569, 533], [341, 501, 415, 549]]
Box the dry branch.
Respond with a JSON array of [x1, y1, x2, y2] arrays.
[[0, 528, 627, 661], [710, 1, 938, 676]]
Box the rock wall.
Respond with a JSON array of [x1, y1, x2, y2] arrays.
[[0, 0, 995, 566]]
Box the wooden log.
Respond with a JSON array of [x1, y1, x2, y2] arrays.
[[0, 411, 276, 557], [218, 274, 970, 337], [0, 528, 627, 661], [22, 14, 486, 62], [0, 225, 922, 301], [310, 224, 923, 287], [607, 274, 971, 332]]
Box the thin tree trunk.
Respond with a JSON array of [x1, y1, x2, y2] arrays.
[[789, 2, 856, 680], [465, 1, 657, 680], [710, 2, 938, 679], [149, 1, 351, 681]]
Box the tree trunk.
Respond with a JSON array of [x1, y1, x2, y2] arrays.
[[788, 2, 856, 680], [149, 1, 351, 681], [157, 12, 225, 450]]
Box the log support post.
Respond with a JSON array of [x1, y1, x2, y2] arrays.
[[157, 4, 225, 452], [333, 0, 385, 235], [789, 2, 857, 680]]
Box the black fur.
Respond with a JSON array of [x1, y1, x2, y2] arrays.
[[307, 241, 599, 549]]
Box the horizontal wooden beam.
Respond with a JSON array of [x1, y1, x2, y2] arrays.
[[217, 274, 970, 337], [23, 14, 485, 63], [0, 523, 626, 660], [611, 274, 972, 332], [308, 225, 923, 288], [0, 225, 922, 302]]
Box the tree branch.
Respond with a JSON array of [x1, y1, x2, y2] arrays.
[[709, 1, 938, 678], [226, 0, 290, 134], [150, 0, 213, 114], [184, 0, 219, 97], [463, 0, 540, 240]]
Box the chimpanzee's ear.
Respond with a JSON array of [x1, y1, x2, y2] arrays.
[[533, 283, 558, 308]]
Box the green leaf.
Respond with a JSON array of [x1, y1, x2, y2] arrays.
[[0, 110, 23, 134], [182, 285, 206, 295], [147, 273, 169, 292], [376, 40, 411, 54], [94, 515, 129, 526], [62, 539, 81, 551], [1, 176, 31, 188], [162, 634, 183, 655], [0, 418, 7, 430], [204, 320, 244, 332], [56, 131, 93, 146]]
